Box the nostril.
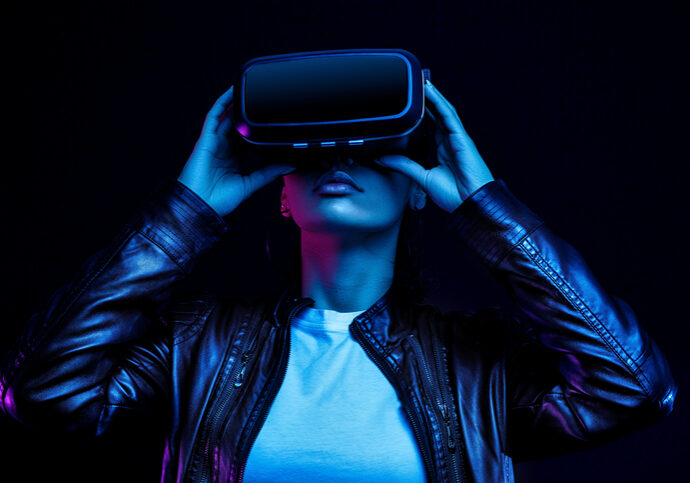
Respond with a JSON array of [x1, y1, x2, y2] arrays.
[[335, 155, 355, 167], [320, 155, 354, 169]]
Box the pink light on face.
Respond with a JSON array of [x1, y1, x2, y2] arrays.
[[236, 123, 250, 138]]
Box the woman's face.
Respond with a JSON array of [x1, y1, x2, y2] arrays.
[[281, 155, 421, 235]]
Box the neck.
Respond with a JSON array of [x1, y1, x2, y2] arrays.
[[299, 223, 401, 312]]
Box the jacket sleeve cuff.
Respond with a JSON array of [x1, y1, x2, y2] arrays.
[[128, 178, 230, 274], [446, 179, 545, 268]]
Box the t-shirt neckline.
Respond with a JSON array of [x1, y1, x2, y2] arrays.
[[291, 306, 366, 333]]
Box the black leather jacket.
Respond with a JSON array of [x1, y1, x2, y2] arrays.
[[1, 179, 676, 482]]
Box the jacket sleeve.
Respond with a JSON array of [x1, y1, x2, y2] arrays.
[[446, 179, 676, 461], [0, 179, 229, 436]]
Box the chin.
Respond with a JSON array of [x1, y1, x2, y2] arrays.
[[297, 209, 402, 235]]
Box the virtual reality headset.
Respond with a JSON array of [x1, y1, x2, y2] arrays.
[[231, 48, 432, 166]]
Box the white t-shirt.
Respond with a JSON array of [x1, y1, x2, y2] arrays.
[[242, 305, 426, 482]]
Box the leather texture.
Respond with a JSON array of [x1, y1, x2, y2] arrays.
[[1, 178, 676, 483]]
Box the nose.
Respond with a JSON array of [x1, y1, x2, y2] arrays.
[[320, 155, 355, 170]]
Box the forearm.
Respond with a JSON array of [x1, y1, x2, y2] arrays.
[[447, 180, 675, 423], [0, 179, 229, 432]]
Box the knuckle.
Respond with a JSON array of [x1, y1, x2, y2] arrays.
[[423, 171, 432, 193]]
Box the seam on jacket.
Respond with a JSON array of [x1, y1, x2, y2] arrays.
[[169, 202, 205, 253], [633, 346, 651, 367], [175, 186, 228, 243], [102, 403, 146, 411], [503, 453, 514, 483], [519, 237, 653, 397], [137, 229, 188, 273], [510, 391, 588, 410], [171, 301, 215, 345], [356, 304, 391, 361], [137, 226, 189, 273], [173, 179, 229, 230], [493, 220, 545, 269]]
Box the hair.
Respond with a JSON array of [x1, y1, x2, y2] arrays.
[[392, 206, 438, 304]]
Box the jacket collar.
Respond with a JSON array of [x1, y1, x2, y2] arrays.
[[271, 284, 313, 327], [271, 282, 398, 330]]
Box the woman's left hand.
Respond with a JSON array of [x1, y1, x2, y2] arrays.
[[375, 80, 495, 213]]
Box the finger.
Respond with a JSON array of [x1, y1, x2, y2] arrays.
[[204, 85, 235, 133], [216, 112, 234, 138], [422, 107, 451, 154], [424, 82, 467, 135], [424, 105, 449, 139], [425, 81, 454, 109], [244, 163, 296, 195], [424, 105, 441, 129], [212, 85, 235, 113], [375, 155, 430, 193]]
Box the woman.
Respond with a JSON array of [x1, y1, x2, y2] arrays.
[[0, 80, 676, 482]]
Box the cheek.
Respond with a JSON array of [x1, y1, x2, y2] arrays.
[[368, 185, 408, 214], [283, 177, 318, 217], [384, 174, 414, 209]]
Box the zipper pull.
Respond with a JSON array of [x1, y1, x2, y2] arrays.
[[440, 403, 456, 452], [234, 353, 249, 387], [234, 321, 265, 388]]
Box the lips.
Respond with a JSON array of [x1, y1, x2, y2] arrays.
[[313, 170, 363, 192]]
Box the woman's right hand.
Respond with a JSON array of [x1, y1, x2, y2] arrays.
[[177, 86, 296, 217]]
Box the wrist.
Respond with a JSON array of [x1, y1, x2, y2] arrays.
[[461, 177, 495, 201]]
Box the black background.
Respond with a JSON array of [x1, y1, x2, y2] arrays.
[[1, 1, 687, 481]]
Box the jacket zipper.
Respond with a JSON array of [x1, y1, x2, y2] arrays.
[[232, 320, 264, 388], [215, 319, 271, 443], [408, 332, 463, 483], [350, 322, 436, 483], [235, 298, 313, 482], [437, 340, 469, 483], [184, 319, 260, 483]]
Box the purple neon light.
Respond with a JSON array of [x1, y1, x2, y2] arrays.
[[236, 123, 250, 137]]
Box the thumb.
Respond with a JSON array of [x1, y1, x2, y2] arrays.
[[244, 164, 296, 195], [376, 155, 430, 192]]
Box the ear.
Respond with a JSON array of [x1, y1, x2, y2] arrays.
[[280, 185, 291, 218], [408, 181, 427, 211]]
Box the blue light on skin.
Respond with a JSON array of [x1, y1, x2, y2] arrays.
[[280, 157, 425, 313]]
